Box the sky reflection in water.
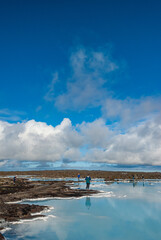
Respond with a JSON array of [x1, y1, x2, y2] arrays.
[[4, 180, 161, 240]]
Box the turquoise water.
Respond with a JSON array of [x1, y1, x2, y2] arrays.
[[3, 180, 161, 240]]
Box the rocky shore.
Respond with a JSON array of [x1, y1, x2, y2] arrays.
[[0, 233, 5, 240], [0, 174, 98, 239], [1, 169, 161, 180], [0, 170, 161, 239]]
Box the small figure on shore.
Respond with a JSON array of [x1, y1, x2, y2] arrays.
[[85, 175, 91, 189], [78, 173, 80, 181], [132, 175, 135, 181], [13, 176, 16, 184]]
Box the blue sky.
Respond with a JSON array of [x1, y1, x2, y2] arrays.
[[0, 0, 161, 171]]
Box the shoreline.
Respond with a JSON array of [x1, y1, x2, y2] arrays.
[[1, 170, 161, 239], [0, 174, 98, 239], [1, 169, 161, 180]]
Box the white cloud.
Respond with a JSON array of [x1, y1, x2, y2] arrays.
[[1, 115, 161, 166], [44, 72, 59, 102], [0, 160, 8, 167], [0, 118, 83, 162], [0, 108, 26, 122], [83, 116, 161, 165], [45, 46, 119, 111], [102, 97, 161, 126], [44, 45, 161, 129], [78, 119, 113, 148]]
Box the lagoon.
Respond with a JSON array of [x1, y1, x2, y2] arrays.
[[3, 179, 161, 240]]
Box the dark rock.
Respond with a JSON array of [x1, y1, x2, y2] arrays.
[[0, 177, 99, 232], [0, 232, 5, 240]]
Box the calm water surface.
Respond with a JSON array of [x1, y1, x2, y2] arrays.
[[3, 179, 161, 240]]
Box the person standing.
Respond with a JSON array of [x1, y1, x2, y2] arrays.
[[78, 173, 80, 181], [13, 176, 16, 184], [85, 175, 91, 189]]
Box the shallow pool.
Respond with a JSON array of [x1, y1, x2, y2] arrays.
[[3, 180, 161, 240]]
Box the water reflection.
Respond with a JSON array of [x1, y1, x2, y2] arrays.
[[133, 181, 137, 187], [85, 197, 91, 210], [77, 181, 80, 189], [132, 180, 145, 188], [105, 181, 114, 185], [4, 180, 161, 240]]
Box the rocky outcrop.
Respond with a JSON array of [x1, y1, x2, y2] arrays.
[[1, 179, 98, 203], [0, 202, 47, 222], [0, 232, 5, 240], [0, 177, 98, 238]]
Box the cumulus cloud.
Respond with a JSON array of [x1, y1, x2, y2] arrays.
[[83, 116, 161, 165], [102, 97, 161, 126], [0, 160, 8, 167], [1, 43, 161, 167], [45, 46, 119, 111], [0, 118, 83, 162], [78, 119, 113, 148], [1, 116, 161, 166]]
